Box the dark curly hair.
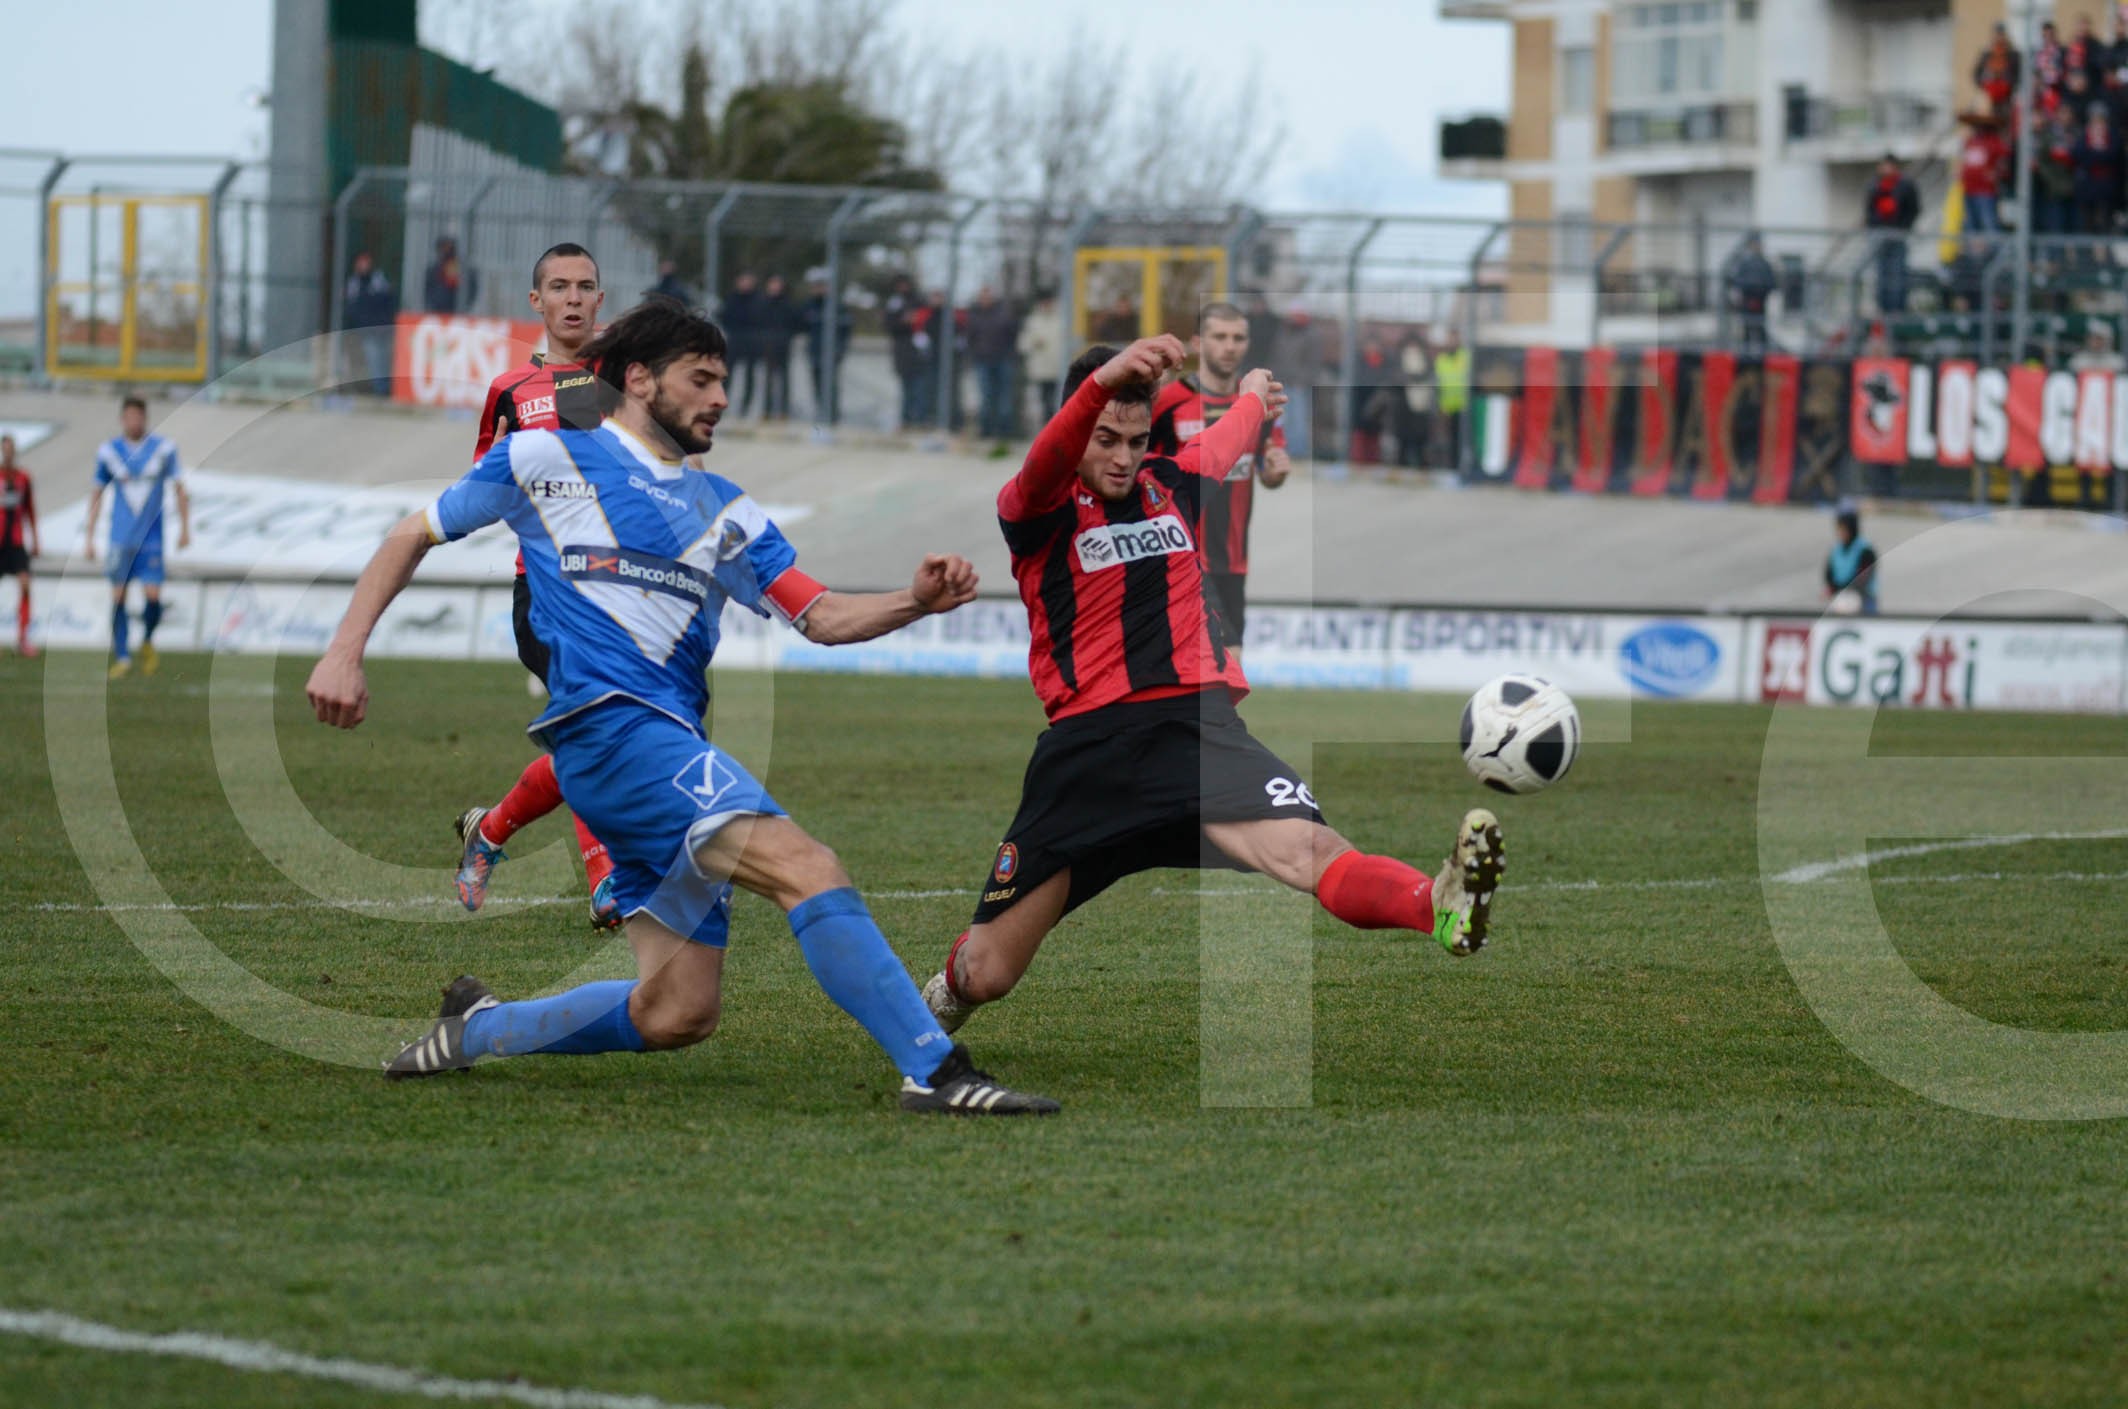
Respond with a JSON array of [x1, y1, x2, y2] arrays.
[[1059, 344, 1156, 411], [578, 297, 729, 409]]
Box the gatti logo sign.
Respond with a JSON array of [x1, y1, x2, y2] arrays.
[[1819, 627, 1976, 707], [1073, 513, 1194, 572]]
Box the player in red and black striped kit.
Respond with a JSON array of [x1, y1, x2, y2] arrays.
[[1148, 301, 1289, 653], [920, 336, 1506, 1037], [448, 242, 624, 928], [0, 433, 39, 656]]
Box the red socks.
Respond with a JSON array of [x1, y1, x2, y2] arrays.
[[576, 814, 613, 891], [480, 755, 565, 845], [480, 756, 615, 891], [944, 931, 972, 1001], [1317, 851, 1435, 933]]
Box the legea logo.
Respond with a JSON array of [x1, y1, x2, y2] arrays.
[[1619, 621, 1721, 698]]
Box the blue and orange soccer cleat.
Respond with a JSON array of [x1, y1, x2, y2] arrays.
[[452, 806, 508, 912], [589, 874, 623, 931]]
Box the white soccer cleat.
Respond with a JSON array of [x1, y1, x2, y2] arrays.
[[1433, 809, 1505, 957]]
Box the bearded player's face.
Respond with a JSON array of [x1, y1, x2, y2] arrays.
[[646, 354, 729, 455], [1195, 316, 1249, 380], [1078, 402, 1151, 501]]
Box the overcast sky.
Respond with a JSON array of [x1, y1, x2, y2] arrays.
[[6, 0, 1505, 216]]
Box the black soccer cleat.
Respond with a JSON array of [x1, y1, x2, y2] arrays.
[[384, 975, 499, 1080], [899, 1044, 1060, 1116]]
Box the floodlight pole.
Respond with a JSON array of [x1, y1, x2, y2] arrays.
[[2010, 0, 2037, 366], [937, 199, 988, 434], [820, 191, 866, 426], [206, 161, 242, 384], [703, 185, 744, 312]]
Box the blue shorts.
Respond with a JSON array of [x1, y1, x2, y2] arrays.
[[108, 538, 164, 586], [543, 700, 785, 947]]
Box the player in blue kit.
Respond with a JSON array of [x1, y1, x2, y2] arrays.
[[305, 299, 1057, 1115], [83, 396, 190, 678]]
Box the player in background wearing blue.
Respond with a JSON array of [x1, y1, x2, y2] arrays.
[[83, 396, 190, 678], [306, 299, 1057, 1115]]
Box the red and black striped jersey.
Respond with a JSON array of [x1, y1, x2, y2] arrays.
[[0, 467, 33, 550], [1000, 376, 1266, 722], [475, 354, 603, 574], [1148, 375, 1286, 575]]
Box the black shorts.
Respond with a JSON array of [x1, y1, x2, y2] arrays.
[[1206, 571, 1247, 647], [971, 690, 1326, 924], [0, 544, 27, 577], [512, 573, 549, 681]]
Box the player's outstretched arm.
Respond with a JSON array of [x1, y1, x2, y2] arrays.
[[1174, 369, 1287, 481], [1002, 335, 1187, 518], [794, 553, 978, 645], [305, 510, 436, 729]]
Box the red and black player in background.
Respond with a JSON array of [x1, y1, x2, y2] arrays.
[[1148, 301, 1290, 655], [0, 433, 39, 656], [450, 242, 623, 928], [919, 335, 1506, 1040]]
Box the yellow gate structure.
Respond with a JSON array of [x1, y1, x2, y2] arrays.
[[1071, 245, 1230, 344], [45, 193, 211, 382]]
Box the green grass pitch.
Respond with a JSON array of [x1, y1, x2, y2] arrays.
[[2, 651, 2125, 1408]]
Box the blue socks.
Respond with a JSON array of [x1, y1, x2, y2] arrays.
[[111, 602, 128, 660], [141, 598, 163, 643], [789, 887, 955, 1082], [450, 890, 950, 1081], [461, 979, 645, 1058]]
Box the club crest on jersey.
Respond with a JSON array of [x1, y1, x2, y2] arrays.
[[1142, 481, 1169, 514], [671, 749, 741, 812], [993, 842, 1019, 882]]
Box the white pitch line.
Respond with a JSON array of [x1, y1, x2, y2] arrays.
[[21, 833, 2128, 919], [1768, 829, 2128, 885], [0, 1307, 727, 1409]]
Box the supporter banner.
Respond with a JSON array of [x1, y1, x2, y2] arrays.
[[392, 314, 549, 411], [1474, 348, 1845, 503], [1749, 617, 2126, 713], [1471, 348, 2124, 507]]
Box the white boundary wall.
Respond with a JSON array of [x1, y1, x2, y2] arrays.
[[24, 574, 2128, 714]]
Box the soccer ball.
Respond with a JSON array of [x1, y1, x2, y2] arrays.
[[1460, 674, 1581, 795]]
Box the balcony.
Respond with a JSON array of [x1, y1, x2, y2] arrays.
[[1781, 89, 1952, 163], [1602, 102, 1758, 173], [1439, 114, 1508, 180]]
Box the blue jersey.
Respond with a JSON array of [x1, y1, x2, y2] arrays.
[[94, 434, 183, 554], [426, 423, 806, 740]]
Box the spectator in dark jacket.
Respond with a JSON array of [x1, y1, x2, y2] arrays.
[[343, 251, 398, 396], [883, 275, 924, 427], [422, 236, 474, 314], [799, 272, 853, 422], [720, 272, 763, 415], [964, 286, 1021, 440], [1864, 154, 1921, 312], [1973, 24, 2021, 118], [757, 274, 800, 421], [648, 258, 694, 306], [2073, 107, 2123, 234], [2036, 104, 2081, 234], [1728, 233, 1778, 353], [2036, 21, 2067, 96]]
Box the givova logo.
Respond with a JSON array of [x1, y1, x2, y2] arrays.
[[1074, 513, 1194, 573]]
